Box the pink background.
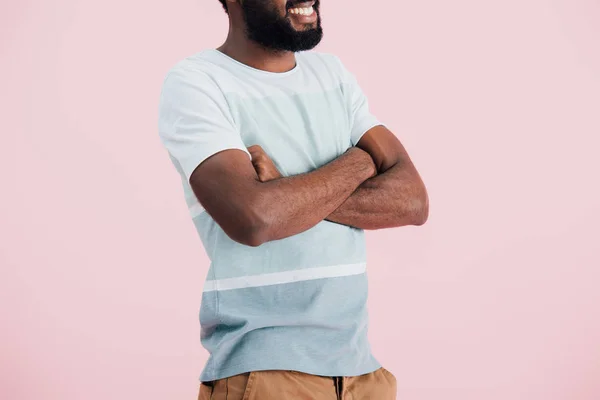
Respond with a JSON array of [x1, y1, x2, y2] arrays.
[[1, 0, 599, 399]]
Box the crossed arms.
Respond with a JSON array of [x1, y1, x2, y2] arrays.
[[188, 124, 429, 247]]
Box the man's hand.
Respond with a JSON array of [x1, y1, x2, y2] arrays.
[[248, 144, 283, 182]]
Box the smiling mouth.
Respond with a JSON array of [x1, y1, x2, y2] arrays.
[[287, 1, 316, 16]]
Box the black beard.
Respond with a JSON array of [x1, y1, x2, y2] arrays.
[[240, 0, 323, 52]]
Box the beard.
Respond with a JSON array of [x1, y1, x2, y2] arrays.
[[240, 0, 323, 52]]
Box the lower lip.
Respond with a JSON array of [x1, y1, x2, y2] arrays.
[[287, 9, 318, 23]]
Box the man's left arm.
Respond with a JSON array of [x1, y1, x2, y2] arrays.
[[325, 124, 429, 229]]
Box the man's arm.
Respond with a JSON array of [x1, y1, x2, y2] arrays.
[[325, 125, 429, 229], [189, 146, 376, 247]]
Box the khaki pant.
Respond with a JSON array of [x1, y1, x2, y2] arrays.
[[198, 367, 397, 400]]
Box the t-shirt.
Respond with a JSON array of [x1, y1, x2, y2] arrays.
[[157, 48, 384, 382]]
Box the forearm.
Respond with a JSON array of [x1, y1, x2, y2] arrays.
[[251, 147, 376, 244], [325, 161, 429, 229]]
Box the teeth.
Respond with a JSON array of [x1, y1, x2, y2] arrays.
[[289, 6, 314, 15]]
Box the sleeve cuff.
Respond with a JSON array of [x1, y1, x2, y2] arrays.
[[180, 142, 252, 183], [351, 117, 384, 146]]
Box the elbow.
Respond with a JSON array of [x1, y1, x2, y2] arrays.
[[413, 208, 429, 226], [412, 187, 429, 226], [237, 224, 268, 247], [230, 197, 271, 247], [230, 217, 268, 247]]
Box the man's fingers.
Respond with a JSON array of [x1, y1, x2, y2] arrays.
[[251, 153, 267, 163], [247, 145, 264, 161], [247, 144, 264, 154]]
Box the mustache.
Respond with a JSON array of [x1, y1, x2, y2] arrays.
[[286, 0, 320, 9]]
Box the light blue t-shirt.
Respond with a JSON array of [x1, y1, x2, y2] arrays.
[[157, 48, 383, 382]]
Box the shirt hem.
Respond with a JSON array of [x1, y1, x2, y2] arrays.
[[199, 357, 383, 382]]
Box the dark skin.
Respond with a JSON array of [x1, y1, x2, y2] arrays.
[[189, 0, 429, 246], [249, 125, 429, 230], [324, 125, 429, 230], [218, 0, 310, 73], [190, 145, 378, 247]]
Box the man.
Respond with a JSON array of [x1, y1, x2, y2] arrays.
[[157, 0, 429, 398]]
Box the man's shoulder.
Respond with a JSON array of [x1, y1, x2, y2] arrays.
[[162, 50, 219, 81], [158, 50, 226, 100]]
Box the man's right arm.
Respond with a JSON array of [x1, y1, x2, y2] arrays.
[[158, 67, 375, 246], [189, 146, 376, 247]]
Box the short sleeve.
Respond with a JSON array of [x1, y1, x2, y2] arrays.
[[157, 66, 251, 183], [332, 55, 384, 146]]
